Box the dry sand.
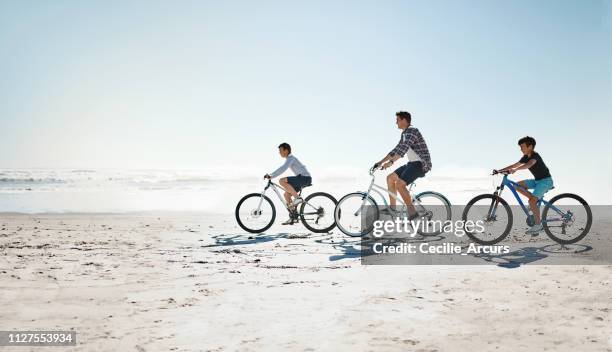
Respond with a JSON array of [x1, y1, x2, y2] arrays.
[[0, 212, 610, 352]]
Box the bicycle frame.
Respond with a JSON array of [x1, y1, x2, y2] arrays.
[[258, 180, 293, 212], [357, 171, 423, 217], [494, 175, 567, 223], [257, 180, 320, 216], [365, 175, 413, 206]]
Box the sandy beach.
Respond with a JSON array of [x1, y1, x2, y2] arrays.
[[3, 0, 611, 350], [0, 212, 610, 352]]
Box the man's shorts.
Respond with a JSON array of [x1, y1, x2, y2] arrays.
[[523, 177, 554, 199], [393, 161, 425, 185], [286, 175, 312, 192]]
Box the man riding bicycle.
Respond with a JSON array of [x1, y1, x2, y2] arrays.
[[373, 111, 432, 220]]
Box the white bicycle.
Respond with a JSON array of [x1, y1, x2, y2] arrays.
[[334, 166, 452, 237], [235, 178, 338, 233]]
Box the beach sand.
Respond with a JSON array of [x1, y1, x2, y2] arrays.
[[0, 212, 610, 351]]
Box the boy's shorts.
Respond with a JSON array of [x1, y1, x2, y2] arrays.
[[394, 161, 426, 185], [523, 177, 554, 199], [287, 175, 312, 192]]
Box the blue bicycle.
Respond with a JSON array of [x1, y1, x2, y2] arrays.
[[462, 170, 592, 245]]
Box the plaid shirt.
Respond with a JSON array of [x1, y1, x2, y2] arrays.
[[388, 127, 432, 172]]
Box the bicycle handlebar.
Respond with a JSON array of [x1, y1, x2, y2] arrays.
[[369, 163, 377, 175], [369, 164, 381, 175], [263, 178, 274, 188], [492, 169, 511, 176]]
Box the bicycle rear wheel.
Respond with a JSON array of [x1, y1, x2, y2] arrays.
[[462, 194, 513, 245], [299, 192, 338, 233], [334, 192, 379, 237], [235, 193, 276, 233], [542, 193, 592, 244], [413, 191, 452, 236]]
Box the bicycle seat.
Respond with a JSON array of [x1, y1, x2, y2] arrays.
[[297, 184, 312, 196]]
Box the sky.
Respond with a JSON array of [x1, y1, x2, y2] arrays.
[[1, 1, 611, 186]]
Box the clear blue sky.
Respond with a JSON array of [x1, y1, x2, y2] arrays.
[[1, 1, 611, 184]]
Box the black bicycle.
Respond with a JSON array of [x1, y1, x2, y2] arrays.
[[235, 179, 337, 233]]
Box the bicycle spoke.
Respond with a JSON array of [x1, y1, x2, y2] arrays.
[[299, 193, 337, 233]]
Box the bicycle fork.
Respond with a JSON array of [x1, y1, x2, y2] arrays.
[[487, 187, 504, 220], [354, 178, 377, 217]]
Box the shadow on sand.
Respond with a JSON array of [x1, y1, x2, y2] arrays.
[[323, 232, 593, 268], [203, 231, 335, 248], [204, 231, 594, 269], [202, 232, 294, 247], [325, 233, 447, 261], [471, 243, 593, 268]]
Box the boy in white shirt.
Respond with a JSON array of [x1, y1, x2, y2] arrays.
[[264, 143, 312, 225]]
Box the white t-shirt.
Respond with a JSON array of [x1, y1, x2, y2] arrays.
[[269, 154, 311, 178]]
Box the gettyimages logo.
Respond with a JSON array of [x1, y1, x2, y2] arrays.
[[372, 218, 485, 238], [368, 217, 511, 258]]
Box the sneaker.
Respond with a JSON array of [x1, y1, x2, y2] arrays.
[[282, 218, 296, 225], [290, 197, 304, 207], [526, 224, 543, 235]]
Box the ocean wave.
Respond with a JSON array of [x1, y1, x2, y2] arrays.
[[0, 169, 222, 188], [0, 177, 67, 184]]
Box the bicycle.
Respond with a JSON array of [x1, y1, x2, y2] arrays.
[[462, 170, 592, 245], [333, 165, 452, 237], [235, 178, 338, 233]]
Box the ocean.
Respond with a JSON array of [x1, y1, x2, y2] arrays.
[[0, 168, 513, 213]]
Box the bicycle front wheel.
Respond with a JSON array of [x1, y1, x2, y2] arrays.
[[334, 192, 379, 237], [235, 193, 276, 233], [462, 194, 513, 245], [299, 192, 338, 233], [542, 193, 592, 244]]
